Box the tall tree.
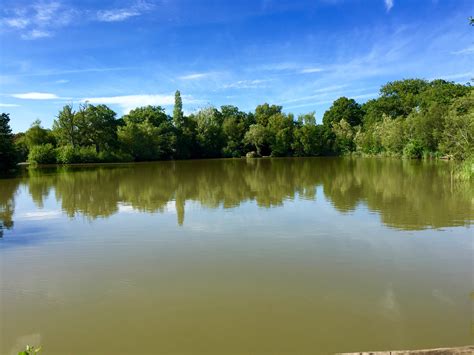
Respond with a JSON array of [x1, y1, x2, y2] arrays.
[[173, 90, 184, 127], [53, 105, 78, 148], [0, 113, 17, 171]]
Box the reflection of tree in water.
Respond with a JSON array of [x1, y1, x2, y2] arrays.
[[0, 178, 20, 237], [0, 158, 472, 232]]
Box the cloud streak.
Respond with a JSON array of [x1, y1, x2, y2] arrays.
[[97, 1, 155, 22], [178, 73, 212, 80], [385, 0, 394, 12], [11, 92, 59, 100], [1, 0, 155, 39]]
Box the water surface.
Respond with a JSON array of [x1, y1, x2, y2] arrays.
[[0, 157, 472, 354]]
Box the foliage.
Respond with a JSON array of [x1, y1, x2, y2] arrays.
[[28, 144, 56, 164], [173, 90, 184, 127], [403, 140, 424, 159], [118, 106, 175, 161], [323, 97, 363, 128], [24, 120, 56, 149], [192, 107, 225, 158], [244, 124, 271, 156], [6, 78, 473, 172], [18, 345, 41, 355], [438, 92, 474, 160], [0, 113, 18, 171]]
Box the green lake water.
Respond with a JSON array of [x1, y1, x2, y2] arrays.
[[0, 157, 472, 354]]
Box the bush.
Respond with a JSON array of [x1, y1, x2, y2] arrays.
[[56, 145, 76, 164], [403, 140, 423, 159], [455, 155, 474, 181], [98, 150, 133, 163], [75, 146, 99, 163], [28, 144, 56, 164]]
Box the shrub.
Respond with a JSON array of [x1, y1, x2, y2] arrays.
[[75, 146, 99, 163], [403, 140, 423, 159], [28, 144, 56, 164], [56, 145, 76, 164]]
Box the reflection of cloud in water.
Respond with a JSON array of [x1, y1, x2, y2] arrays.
[[379, 283, 400, 321], [18, 210, 62, 221]]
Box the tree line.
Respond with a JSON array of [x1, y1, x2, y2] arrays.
[[0, 78, 472, 177]]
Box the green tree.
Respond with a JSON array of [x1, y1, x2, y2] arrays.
[[192, 107, 225, 158], [118, 106, 176, 161], [76, 104, 118, 153], [332, 118, 356, 153], [267, 112, 295, 156], [292, 116, 324, 157], [323, 97, 363, 128], [221, 105, 252, 157], [173, 90, 184, 127], [24, 120, 56, 149], [0, 113, 17, 171], [255, 103, 282, 127], [53, 105, 79, 148], [244, 124, 271, 156], [439, 92, 474, 160]]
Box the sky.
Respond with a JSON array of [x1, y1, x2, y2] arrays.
[[0, 0, 473, 132]]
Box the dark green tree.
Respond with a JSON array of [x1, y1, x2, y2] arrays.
[[24, 120, 56, 149], [118, 106, 176, 161], [53, 105, 79, 148], [0, 113, 17, 171], [173, 90, 184, 127], [76, 104, 118, 153], [323, 97, 363, 128]]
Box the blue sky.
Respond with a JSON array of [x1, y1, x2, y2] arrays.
[[0, 0, 472, 132]]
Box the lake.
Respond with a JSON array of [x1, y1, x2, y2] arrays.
[[0, 157, 472, 354]]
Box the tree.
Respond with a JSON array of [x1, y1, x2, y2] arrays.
[[267, 112, 295, 156], [221, 105, 254, 157], [332, 118, 356, 153], [255, 103, 282, 127], [24, 120, 55, 149], [192, 107, 225, 158], [173, 90, 184, 127], [323, 97, 363, 128], [76, 104, 118, 153], [53, 105, 78, 148], [244, 124, 270, 156], [439, 92, 474, 160], [118, 106, 176, 161], [0, 113, 17, 171]]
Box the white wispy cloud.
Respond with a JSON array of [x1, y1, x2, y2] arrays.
[[11, 92, 59, 100], [1, 1, 76, 40], [21, 29, 52, 40], [223, 79, 268, 89], [385, 0, 394, 12], [0, 103, 20, 107], [97, 9, 141, 22], [1, 0, 154, 39], [300, 67, 325, 74], [178, 73, 212, 80], [82, 93, 200, 113], [451, 45, 474, 55], [3, 17, 29, 29], [97, 1, 155, 22]]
